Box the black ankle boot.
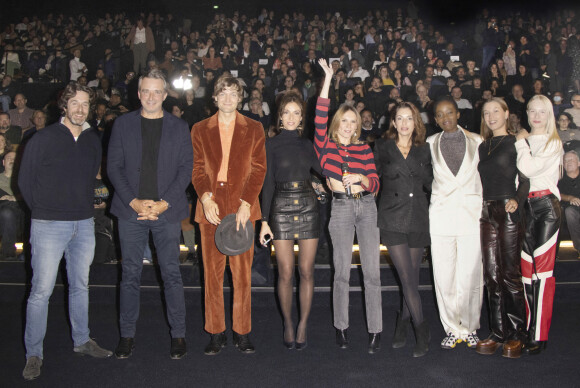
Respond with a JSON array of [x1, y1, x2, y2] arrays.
[[413, 321, 430, 358], [392, 312, 410, 349], [525, 339, 546, 355]]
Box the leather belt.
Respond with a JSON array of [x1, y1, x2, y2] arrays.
[[528, 190, 551, 198], [333, 191, 372, 200]]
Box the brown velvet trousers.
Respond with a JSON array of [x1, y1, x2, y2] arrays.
[[200, 222, 254, 335]]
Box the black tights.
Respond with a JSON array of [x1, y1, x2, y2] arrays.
[[273, 238, 318, 343], [388, 244, 424, 324]]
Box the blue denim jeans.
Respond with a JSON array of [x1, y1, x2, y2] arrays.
[[25, 218, 95, 359], [118, 215, 185, 338], [329, 195, 382, 333]]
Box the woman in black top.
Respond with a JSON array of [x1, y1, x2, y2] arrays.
[[476, 98, 529, 359], [259, 91, 322, 350], [374, 101, 433, 357]]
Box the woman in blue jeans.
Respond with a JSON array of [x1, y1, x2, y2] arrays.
[[314, 59, 382, 354]]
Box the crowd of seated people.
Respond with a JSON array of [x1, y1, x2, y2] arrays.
[[0, 3, 579, 261]]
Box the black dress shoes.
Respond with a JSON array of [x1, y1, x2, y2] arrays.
[[525, 339, 546, 355], [115, 337, 134, 359], [336, 329, 349, 349], [204, 332, 227, 355], [295, 341, 307, 351], [170, 338, 187, 359], [368, 333, 381, 354], [233, 332, 255, 354]]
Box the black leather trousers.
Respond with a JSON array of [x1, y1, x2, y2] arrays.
[[522, 194, 561, 341], [480, 200, 527, 342]]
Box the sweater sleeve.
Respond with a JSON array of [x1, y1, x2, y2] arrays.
[[17, 133, 40, 208], [314, 97, 331, 166], [515, 138, 562, 178]]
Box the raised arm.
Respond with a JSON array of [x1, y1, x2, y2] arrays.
[[318, 58, 333, 99]]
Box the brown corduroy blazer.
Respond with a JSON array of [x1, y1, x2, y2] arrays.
[[191, 112, 267, 224]]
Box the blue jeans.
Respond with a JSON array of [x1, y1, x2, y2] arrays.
[[329, 195, 382, 333], [25, 218, 95, 359], [118, 215, 185, 338]]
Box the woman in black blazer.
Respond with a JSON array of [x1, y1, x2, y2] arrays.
[[374, 101, 433, 357]]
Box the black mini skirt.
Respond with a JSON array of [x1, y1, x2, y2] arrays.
[[271, 180, 320, 240]]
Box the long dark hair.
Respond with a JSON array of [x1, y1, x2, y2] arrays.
[[385, 101, 426, 146], [275, 91, 305, 136]]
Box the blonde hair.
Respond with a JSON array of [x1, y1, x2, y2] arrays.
[[480, 98, 515, 140], [328, 104, 363, 144], [527, 95, 561, 150]]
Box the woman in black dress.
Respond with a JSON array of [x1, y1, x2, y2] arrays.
[[374, 101, 433, 357], [259, 91, 322, 350], [475, 98, 529, 358]]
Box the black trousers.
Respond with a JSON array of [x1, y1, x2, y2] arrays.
[[480, 199, 527, 342]]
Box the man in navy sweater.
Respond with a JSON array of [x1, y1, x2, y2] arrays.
[[18, 82, 112, 381]]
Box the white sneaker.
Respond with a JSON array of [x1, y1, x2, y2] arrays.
[[440, 332, 462, 349], [465, 332, 479, 348]]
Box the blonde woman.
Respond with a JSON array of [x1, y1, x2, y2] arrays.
[[515, 95, 564, 355], [315, 59, 382, 354]]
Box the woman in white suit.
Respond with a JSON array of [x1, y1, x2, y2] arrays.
[[427, 96, 484, 350]]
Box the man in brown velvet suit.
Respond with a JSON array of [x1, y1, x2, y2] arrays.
[[192, 75, 266, 355]]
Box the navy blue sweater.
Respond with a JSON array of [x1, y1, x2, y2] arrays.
[[18, 121, 102, 221]]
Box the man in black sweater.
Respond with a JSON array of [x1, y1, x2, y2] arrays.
[[18, 82, 111, 381]]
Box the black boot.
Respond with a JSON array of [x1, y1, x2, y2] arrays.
[[524, 279, 545, 355], [392, 312, 410, 349], [412, 321, 430, 358]]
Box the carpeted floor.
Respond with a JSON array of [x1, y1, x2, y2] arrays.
[[1, 277, 579, 387]]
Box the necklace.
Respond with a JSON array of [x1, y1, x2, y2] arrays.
[[397, 142, 412, 158], [487, 135, 506, 155]]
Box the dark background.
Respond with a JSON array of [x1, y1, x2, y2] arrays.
[[2, 0, 575, 28]]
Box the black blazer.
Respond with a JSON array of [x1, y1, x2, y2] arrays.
[[374, 138, 433, 233], [107, 110, 193, 223]]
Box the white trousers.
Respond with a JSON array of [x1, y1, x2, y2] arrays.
[[431, 234, 483, 339]]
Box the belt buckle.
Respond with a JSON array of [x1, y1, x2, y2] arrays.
[[293, 182, 298, 188], [352, 192, 362, 199]]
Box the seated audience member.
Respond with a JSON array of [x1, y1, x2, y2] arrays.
[[559, 151, 580, 256], [557, 112, 580, 145], [552, 92, 571, 117], [505, 84, 527, 120], [0, 112, 22, 145], [69, 48, 88, 81], [0, 134, 13, 170], [22, 110, 47, 142], [347, 59, 370, 81], [451, 86, 475, 132], [366, 77, 389, 118], [88, 69, 106, 88], [564, 94, 580, 127], [8, 94, 34, 132], [0, 75, 16, 113], [0, 151, 24, 260], [359, 108, 382, 145], [107, 89, 129, 115], [241, 96, 271, 130]]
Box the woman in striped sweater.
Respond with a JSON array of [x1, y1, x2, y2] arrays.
[[315, 59, 382, 354]]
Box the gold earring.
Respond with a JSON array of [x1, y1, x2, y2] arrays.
[[279, 119, 284, 129]]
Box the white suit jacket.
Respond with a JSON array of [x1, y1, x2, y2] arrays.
[[427, 127, 483, 236]]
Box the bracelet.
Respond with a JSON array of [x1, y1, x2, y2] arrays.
[[240, 200, 251, 209]]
